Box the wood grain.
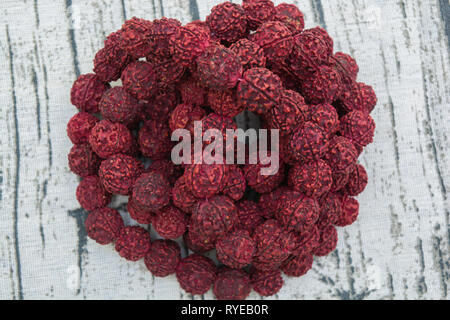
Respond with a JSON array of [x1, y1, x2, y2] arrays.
[[0, 0, 448, 300]]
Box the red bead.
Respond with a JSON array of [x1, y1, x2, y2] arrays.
[[76, 176, 111, 211], [138, 119, 172, 160], [148, 18, 181, 58], [196, 45, 243, 90], [276, 189, 320, 233], [335, 195, 359, 227], [132, 171, 171, 212], [121, 61, 158, 100], [70, 74, 110, 113], [67, 112, 99, 145], [171, 23, 212, 67], [190, 196, 238, 243], [340, 82, 377, 114], [290, 27, 333, 77], [176, 254, 217, 295], [325, 136, 358, 173], [208, 89, 244, 118], [340, 110, 376, 148], [242, 0, 276, 31], [94, 35, 133, 82], [269, 89, 308, 136], [68, 144, 101, 178], [301, 65, 342, 104], [206, 2, 248, 43], [152, 205, 187, 239], [85, 207, 124, 245], [222, 166, 246, 201], [252, 219, 293, 270], [281, 252, 313, 277], [99, 87, 139, 126], [251, 268, 283, 296], [120, 17, 153, 59], [317, 192, 342, 226], [288, 160, 333, 198], [274, 3, 305, 33], [115, 226, 151, 261], [237, 67, 283, 115], [170, 103, 206, 134], [343, 164, 368, 196], [89, 120, 133, 159], [243, 152, 284, 194], [99, 154, 143, 195], [216, 230, 255, 269], [185, 163, 228, 199], [229, 39, 266, 70], [290, 121, 328, 161], [127, 197, 154, 224], [250, 21, 294, 64], [145, 240, 181, 277], [236, 200, 266, 234], [313, 224, 338, 256], [172, 175, 199, 214], [309, 103, 340, 136]]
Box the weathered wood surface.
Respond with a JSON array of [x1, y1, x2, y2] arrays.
[[0, 0, 448, 300]]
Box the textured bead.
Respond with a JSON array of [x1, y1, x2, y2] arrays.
[[68, 144, 101, 178], [252, 219, 293, 271], [70, 74, 110, 114], [281, 252, 313, 277], [229, 39, 266, 70], [99, 154, 143, 195], [121, 61, 158, 100], [340, 110, 376, 148], [313, 224, 338, 256], [176, 254, 217, 295], [290, 121, 328, 161], [132, 171, 171, 212], [343, 164, 368, 196], [269, 89, 309, 136], [274, 3, 305, 33], [89, 120, 133, 159], [76, 176, 111, 212], [288, 160, 333, 198], [99, 87, 139, 126], [235, 200, 266, 234], [145, 239, 181, 277], [213, 268, 252, 300], [251, 268, 283, 296], [222, 166, 246, 201], [276, 189, 320, 233], [138, 119, 172, 160], [325, 136, 358, 173], [67, 112, 99, 145], [237, 67, 283, 115], [206, 2, 248, 43], [152, 205, 187, 239], [190, 196, 238, 243], [216, 230, 255, 269], [115, 226, 151, 261], [196, 44, 243, 90], [185, 163, 228, 199], [250, 21, 294, 63], [242, 0, 276, 31]]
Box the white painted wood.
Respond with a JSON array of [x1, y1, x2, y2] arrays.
[[0, 0, 448, 300]]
